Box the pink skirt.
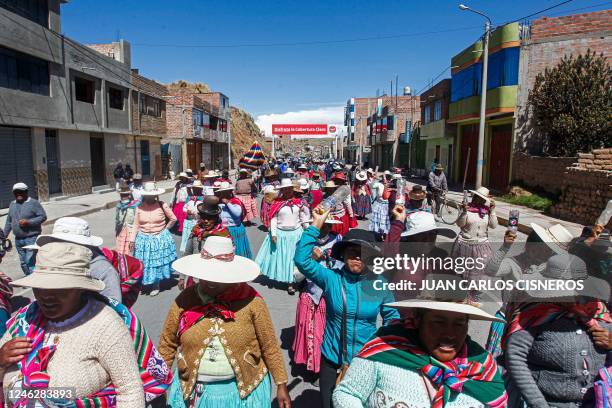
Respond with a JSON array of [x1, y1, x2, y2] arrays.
[[172, 203, 187, 232], [261, 201, 271, 228], [292, 292, 326, 374], [237, 194, 258, 222], [115, 226, 133, 255]]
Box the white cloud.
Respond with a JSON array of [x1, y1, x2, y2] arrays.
[[256, 106, 345, 138]]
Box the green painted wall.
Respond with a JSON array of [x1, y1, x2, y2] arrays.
[[451, 22, 520, 67], [449, 86, 518, 120]]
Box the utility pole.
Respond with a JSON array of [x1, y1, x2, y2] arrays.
[[459, 4, 492, 189], [475, 21, 491, 189]]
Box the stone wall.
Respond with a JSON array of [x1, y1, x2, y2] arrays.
[[551, 148, 612, 225], [511, 152, 577, 195]]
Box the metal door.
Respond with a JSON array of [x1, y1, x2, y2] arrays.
[[140, 140, 150, 177], [489, 124, 513, 192], [0, 126, 35, 208], [45, 130, 61, 194], [89, 136, 106, 186]]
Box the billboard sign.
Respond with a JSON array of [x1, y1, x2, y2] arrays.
[[272, 124, 329, 135]]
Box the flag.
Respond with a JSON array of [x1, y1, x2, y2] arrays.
[[239, 141, 266, 170]]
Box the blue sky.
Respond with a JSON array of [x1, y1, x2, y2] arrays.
[[61, 0, 610, 131]]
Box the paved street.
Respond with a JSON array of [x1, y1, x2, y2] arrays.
[[2, 190, 526, 406]]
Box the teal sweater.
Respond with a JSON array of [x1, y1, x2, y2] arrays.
[[294, 226, 399, 366]]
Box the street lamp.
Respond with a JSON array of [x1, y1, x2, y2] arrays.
[[459, 3, 491, 189]]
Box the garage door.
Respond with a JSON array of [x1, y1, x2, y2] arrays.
[[0, 126, 35, 208]]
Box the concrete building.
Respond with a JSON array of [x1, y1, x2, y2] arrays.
[[366, 94, 420, 171], [0, 1, 164, 208], [165, 90, 231, 174], [448, 22, 521, 192], [514, 10, 612, 156], [419, 79, 456, 180], [344, 97, 378, 164]]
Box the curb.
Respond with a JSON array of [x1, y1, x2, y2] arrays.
[[41, 186, 175, 227]]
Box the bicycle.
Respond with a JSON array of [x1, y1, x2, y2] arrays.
[[431, 190, 461, 225]]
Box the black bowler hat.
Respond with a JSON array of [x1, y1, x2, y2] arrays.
[[197, 196, 222, 217], [331, 229, 381, 260]]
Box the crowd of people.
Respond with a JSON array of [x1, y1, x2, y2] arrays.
[[0, 157, 609, 408]]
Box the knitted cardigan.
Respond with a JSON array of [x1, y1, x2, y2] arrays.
[[158, 285, 288, 400]]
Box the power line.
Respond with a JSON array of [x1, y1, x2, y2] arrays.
[[502, 0, 577, 25], [132, 26, 482, 49]]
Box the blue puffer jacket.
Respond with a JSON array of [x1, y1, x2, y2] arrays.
[[294, 226, 399, 366]]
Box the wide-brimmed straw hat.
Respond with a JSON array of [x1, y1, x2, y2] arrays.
[[178, 172, 188, 179], [434, 163, 444, 170], [386, 299, 503, 322], [140, 182, 165, 196], [323, 181, 337, 189], [12, 242, 105, 292], [386, 273, 503, 322], [524, 254, 610, 300], [401, 211, 456, 238], [191, 180, 204, 189], [276, 178, 294, 190], [331, 229, 381, 261], [37, 217, 103, 247], [408, 185, 427, 201], [470, 187, 491, 205], [172, 236, 260, 283], [530, 223, 573, 254], [215, 181, 234, 193], [204, 171, 219, 178], [355, 171, 367, 181]]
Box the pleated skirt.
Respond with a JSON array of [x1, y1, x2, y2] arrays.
[[353, 195, 372, 218], [236, 194, 258, 222], [134, 229, 177, 286], [369, 200, 390, 234], [166, 371, 271, 408], [292, 292, 326, 374], [228, 224, 253, 259], [180, 218, 197, 253], [256, 227, 303, 283]]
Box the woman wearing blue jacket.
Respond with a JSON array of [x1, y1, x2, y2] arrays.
[[294, 207, 399, 408]]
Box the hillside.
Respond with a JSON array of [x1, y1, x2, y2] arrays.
[[230, 106, 271, 164], [166, 80, 211, 94]]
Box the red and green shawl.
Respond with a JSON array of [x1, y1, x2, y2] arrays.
[[5, 295, 172, 407], [268, 198, 302, 220], [357, 324, 507, 408]]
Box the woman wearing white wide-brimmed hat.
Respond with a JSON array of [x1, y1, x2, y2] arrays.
[[0, 242, 172, 406], [160, 237, 291, 408], [452, 186, 498, 300], [333, 278, 507, 408], [214, 182, 253, 259], [129, 182, 177, 296], [256, 178, 308, 294]]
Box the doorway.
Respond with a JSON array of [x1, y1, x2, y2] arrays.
[[140, 140, 150, 177], [459, 124, 478, 186], [45, 130, 61, 195], [488, 124, 513, 192], [89, 135, 106, 186]]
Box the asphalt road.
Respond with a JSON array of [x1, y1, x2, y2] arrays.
[[5, 191, 526, 407]]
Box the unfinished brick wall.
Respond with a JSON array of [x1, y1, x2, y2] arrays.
[[511, 152, 577, 195], [551, 148, 612, 225], [515, 10, 612, 155]]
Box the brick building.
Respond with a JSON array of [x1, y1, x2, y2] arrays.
[[514, 9, 612, 155], [419, 79, 456, 180], [367, 94, 420, 170], [344, 97, 378, 164], [164, 90, 231, 174]]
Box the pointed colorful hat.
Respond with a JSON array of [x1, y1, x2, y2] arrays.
[[239, 141, 266, 170]]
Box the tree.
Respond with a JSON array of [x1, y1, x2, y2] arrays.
[[528, 50, 612, 156]]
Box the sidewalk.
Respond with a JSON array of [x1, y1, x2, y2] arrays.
[[408, 177, 584, 237], [0, 180, 176, 228]]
